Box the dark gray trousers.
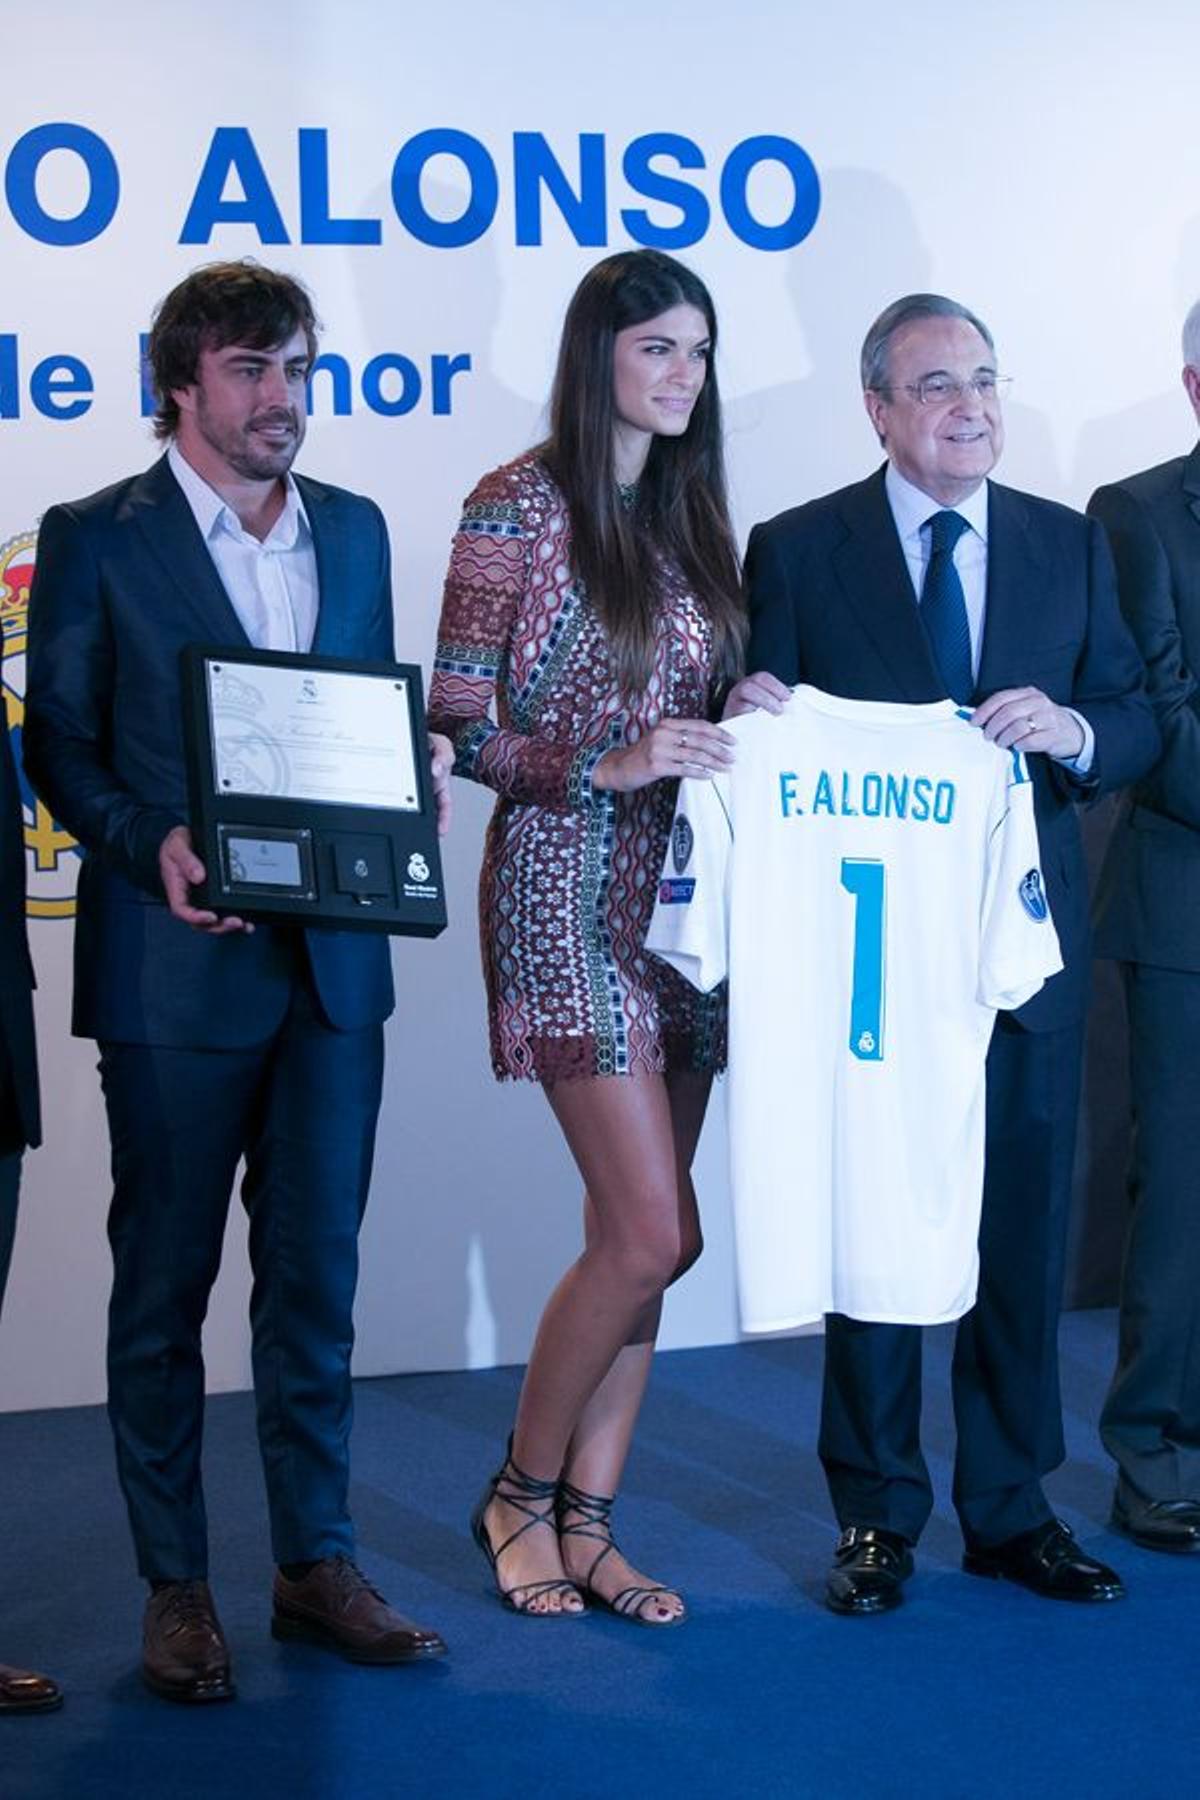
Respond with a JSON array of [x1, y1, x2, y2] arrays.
[[0, 1149, 20, 1309], [1101, 963, 1200, 1502]]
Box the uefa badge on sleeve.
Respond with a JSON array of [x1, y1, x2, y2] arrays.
[[1019, 869, 1049, 922], [671, 813, 694, 873]]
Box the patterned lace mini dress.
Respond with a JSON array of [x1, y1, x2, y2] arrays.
[[429, 452, 727, 1083]]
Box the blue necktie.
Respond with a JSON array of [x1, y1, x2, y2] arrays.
[[921, 510, 972, 704]]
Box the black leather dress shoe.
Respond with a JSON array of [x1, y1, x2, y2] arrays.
[[1112, 1486, 1200, 1553], [825, 1526, 914, 1616], [142, 1580, 235, 1703], [0, 1663, 63, 1714], [272, 1556, 447, 1662], [962, 1520, 1124, 1601]]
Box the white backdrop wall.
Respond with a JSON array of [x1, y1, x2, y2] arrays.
[[1, 0, 1197, 1411]]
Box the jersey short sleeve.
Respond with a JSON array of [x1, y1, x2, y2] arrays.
[[645, 773, 732, 993], [978, 749, 1064, 1011]]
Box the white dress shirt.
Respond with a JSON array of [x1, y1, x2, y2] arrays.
[[168, 441, 319, 653], [884, 462, 1093, 775]]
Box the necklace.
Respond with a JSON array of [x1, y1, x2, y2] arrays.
[[617, 480, 639, 513]]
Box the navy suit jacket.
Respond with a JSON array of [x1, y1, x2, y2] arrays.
[[1089, 443, 1200, 971], [745, 466, 1159, 1032], [23, 455, 396, 1047], [0, 713, 40, 1151]]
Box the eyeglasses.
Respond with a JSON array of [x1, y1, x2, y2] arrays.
[[879, 373, 1014, 407]]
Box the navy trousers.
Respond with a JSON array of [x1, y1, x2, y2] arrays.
[[820, 1013, 1085, 1547], [98, 971, 384, 1581]]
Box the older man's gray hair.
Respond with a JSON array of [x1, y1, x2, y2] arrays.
[[1182, 300, 1200, 370], [860, 294, 996, 393]]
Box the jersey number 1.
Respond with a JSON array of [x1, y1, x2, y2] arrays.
[[840, 858, 886, 1061]]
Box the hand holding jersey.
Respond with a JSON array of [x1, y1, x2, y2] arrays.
[[591, 715, 736, 791], [972, 686, 1087, 759]]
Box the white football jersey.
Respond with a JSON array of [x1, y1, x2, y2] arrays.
[[646, 686, 1062, 1331]]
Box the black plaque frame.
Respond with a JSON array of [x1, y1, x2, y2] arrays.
[[182, 645, 447, 936]]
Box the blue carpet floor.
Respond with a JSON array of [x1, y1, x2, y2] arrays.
[[1, 1310, 1194, 1799]]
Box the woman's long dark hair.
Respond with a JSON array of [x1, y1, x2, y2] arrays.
[[539, 250, 745, 696]]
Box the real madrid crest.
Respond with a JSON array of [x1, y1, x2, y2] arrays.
[[1, 527, 80, 919]]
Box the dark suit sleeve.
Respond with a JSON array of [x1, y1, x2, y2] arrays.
[[745, 522, 802, 684], [1064, 513, 1159, 799], [364, 499, 397, 661], [1088, 481, 1193, 826], [24, 504, 183, 894]]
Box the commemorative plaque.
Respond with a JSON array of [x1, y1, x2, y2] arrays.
[[181, 645, 447, 935]]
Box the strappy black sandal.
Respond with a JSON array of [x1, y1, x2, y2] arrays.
[[470, 1440, 586, 1617], [556, 1476, 686, 1627]]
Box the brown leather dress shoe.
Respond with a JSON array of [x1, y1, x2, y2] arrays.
[[272, 1556, 447, 1663], [142, 1580, 235, 1703], [0, 1663, 63, 1714]]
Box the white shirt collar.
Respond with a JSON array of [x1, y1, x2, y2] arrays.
[[167, 440, 309, 549], [884, 461, 989, 547]]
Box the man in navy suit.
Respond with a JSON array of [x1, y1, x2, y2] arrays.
[[24, 263, 451, 1701], [730, 293, 1158, 1614], [1088, 299, 1200, 1553], [1, 687, 61, 1715]]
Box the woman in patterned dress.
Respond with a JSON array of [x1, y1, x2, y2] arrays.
[[430, 251, 746, 1624]]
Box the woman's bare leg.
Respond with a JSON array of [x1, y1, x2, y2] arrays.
[[555, 1070, 710, 1619], [478, 1069, 710, 1616]]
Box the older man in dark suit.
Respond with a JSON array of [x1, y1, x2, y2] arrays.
[[1, 676, 60, 1715], [1088, 300, 1200, 1553], [731, 293, 1158, 1615], [24, 263, 451, 1702]]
